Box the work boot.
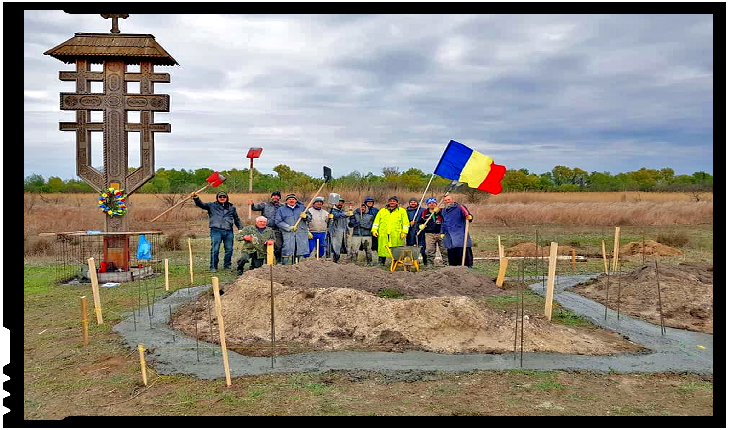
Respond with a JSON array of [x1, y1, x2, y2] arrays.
[[378, 256, 386, 266], [282, 257, 291, 266]]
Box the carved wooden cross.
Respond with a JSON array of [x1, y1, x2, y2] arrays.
[[101, 14, 129, 34]]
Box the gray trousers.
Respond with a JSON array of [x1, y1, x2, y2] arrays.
[[425, 232, 448, 265], [348, 235, 373, 262]]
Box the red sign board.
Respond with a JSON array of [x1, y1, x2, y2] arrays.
[[246, 147, 263, 159]]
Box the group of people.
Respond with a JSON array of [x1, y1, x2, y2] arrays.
[[191, 190, 473, 274]]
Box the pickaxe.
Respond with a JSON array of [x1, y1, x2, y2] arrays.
[[149, 172, 227, 222], [291, 166, 332, 231]]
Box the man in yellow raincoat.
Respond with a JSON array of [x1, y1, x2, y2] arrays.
[[371, 196, 410, 266]]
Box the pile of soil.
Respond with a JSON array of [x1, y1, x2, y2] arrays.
[[619, 240, 683, 257], [170, 262, 642, 356], [505, 242, 576, 257], [569, 262, 712, 333], [246, 260, 507, 299]]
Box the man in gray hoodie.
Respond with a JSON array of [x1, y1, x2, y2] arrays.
[[192, 190, 243, 271]]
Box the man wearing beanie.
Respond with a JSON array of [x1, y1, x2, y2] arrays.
[[371, 196, 410, 266], [274, 193, 312, 265], [192, 190, 243, 272], [249, 191, 284, 263]]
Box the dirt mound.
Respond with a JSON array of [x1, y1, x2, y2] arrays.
[[171, 276, 642, 356], [245, 260, 507, 299], [619, 240, 683, 256], [570, 262, 712, 333], [505, 242, 575, 257]]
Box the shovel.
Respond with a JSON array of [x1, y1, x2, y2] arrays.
[[292, 166, 332, 230], [150, 172, 227, 222]]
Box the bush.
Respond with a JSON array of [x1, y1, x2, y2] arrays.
[[162, 231, 184, 251], [656, 232, 690, 248]]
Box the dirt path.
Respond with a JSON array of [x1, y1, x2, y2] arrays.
[[569, 262, 713, 334]]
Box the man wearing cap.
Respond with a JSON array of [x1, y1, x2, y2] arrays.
[[416, 197, 448, 266], [405, 197, 427, 264], [327, 197, 351, 263], [371, 196, 410, 266], [348, 202, 375, 264], [249, 191, 283, 264], [363, 196, 379, 255], [305, 196, 329, 259], [274, 193, 312, 265], [192, 190, 243, 272]]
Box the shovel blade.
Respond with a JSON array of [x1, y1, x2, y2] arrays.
[[328, 192, 341, 205], [323, 166, 332, 183]]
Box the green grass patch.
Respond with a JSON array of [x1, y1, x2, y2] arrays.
[[377, 288, 404, 299], [535, 380, 566, 391], [551, 309, 598, 328], [677, 381, 713, 393]]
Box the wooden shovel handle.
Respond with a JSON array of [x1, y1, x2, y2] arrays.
[[149, 183, 212, 222], [292, 181, 327, 230]]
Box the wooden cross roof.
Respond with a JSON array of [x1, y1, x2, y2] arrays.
[[44, 33, 179, 66]]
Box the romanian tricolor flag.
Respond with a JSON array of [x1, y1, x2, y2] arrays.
[[433, 140, 506, 194]]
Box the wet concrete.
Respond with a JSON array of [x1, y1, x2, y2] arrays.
[[112, 274, 712, 380]]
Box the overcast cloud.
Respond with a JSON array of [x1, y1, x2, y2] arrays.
[[24, 11, 714, 180]]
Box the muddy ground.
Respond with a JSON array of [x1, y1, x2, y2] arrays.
[[170, 261, 642, 357], [569, 262, 712, 334]]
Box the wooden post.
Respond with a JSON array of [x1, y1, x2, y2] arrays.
[[611, 227, 620, 273], [188, 238, 194, 284], [212, 277, 232, 387], [315, 238, 319, 261], [496, 257, 509, 287], [267, 242, 274, 266], [138, 343, 148, 386], [80, 296, 89, 346], [544, 242, 558, 321], [498, 235, 504, 259], [571, 249, 576, 270], [86, 257, 103, 324], [164, 258, 170, 291], [461, 219, 470, 266], [601, 240, 608, 274]]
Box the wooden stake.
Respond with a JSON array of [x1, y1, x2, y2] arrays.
[[86, 257, 103, 324], [80, 296, 89, 346], [164, 258, 170, 291], [611, 227, 620, 273], [571, 249, 576, 271], [138, 343, 148, 386], [188, 238, 194, 284], [601, 240, 608, 274], [496, 257, 509, 287], [211, 277, 232, 387], [498, 235, 504, 259], [461, 219, 470, 266], [544, 242, 558, 321], [315, 238, 319, 261], [267, 242, 274, 266]]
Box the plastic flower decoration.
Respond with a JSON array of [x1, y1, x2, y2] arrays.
[[98, 187, 128, 216]]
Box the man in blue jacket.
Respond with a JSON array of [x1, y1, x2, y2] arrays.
[[274, 193, 312, 265], [192, 190, 243, 272], [441, 195, 474, 267]]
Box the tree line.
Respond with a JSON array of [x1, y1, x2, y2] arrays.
[[24, 165, 713, 195]]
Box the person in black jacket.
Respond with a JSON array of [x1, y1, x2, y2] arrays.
[[192, 190, 243, 272], [416, 197, 448, 266]]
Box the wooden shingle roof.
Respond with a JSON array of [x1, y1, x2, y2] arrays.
[[44, 33, 179, 66]]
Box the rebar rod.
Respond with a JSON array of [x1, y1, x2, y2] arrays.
[[520, 279, 524, 368], [655, 260, 666, 335], [617, 259, 621, 321]]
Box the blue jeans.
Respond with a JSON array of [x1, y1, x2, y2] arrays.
[[210, 228, 234, 269]]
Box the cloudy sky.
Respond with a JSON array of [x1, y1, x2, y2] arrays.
[[24, 11, 714, 181]]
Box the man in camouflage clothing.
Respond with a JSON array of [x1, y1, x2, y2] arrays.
[[236, 215, 276, 275]]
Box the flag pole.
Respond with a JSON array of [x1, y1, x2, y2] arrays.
[[412, 173, 436, 224]]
